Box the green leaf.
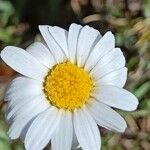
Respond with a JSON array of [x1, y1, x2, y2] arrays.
[[134, 81, 150, 100], [0, 139, 11, 150], [0, 1, 15, 25], [139, 99, 150, 109], [0, 120, 9, 141], [12, 141, 25, 150], [144, 0, 150, 17]]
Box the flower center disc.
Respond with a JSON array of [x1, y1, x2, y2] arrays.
[[43, 62, 93, 110]]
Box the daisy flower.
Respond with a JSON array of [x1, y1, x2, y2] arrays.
[[1, 23, 138, 150]]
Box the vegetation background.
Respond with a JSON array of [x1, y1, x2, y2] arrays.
[[0, 0, 150, 149]]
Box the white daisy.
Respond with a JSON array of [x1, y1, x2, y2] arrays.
[[1, 23, 138, 150]]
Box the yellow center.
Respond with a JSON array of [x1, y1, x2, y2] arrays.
[[43, 62, 94, 110]]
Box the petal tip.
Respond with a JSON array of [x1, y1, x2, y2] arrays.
[[38, 25, 49, 30], [1, 46, 12, 61], [119, 120, 127, 133], [131, 97, 139, 111], [69, 23, 82, 29], [8, 131, 17, 140]]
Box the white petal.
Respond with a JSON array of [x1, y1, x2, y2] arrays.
[[8, 94, 50, 139], [84, 31, 115, 71], [5, 76, 42, 108], [26, 42, 55, 68], [6, 93, 49, 122], [39, 25, 66, 63], [73, 108, 101, 150], [86, 99, 127, 132], [25, 107, 62, 150], [96, 67, 127, 88], [92, 85, 139, 111], [90, 48, 125, 80], [52, 110, 73, 150], [5, 76, 42, 101], [68, 23, 82, 64], [1, 46, 48, 80], [77, 25, 100, 67], [72, 129, 80, 149], [48, 26, 69, 57], [5, 76, 44, 121]]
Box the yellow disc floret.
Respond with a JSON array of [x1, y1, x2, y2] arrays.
[[43, 62, 94, 110]]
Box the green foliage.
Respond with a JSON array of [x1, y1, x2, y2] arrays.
[[144, 0, 150, 17], [134, 81, 150, 100], [0, 0, 15, 26]]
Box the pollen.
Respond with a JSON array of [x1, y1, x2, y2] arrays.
[[43, 62, 94, 110]]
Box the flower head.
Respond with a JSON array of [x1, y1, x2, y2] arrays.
[[1, 23, 138, 150]]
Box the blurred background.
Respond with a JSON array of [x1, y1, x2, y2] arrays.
[[0, 0, 150, 149]]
